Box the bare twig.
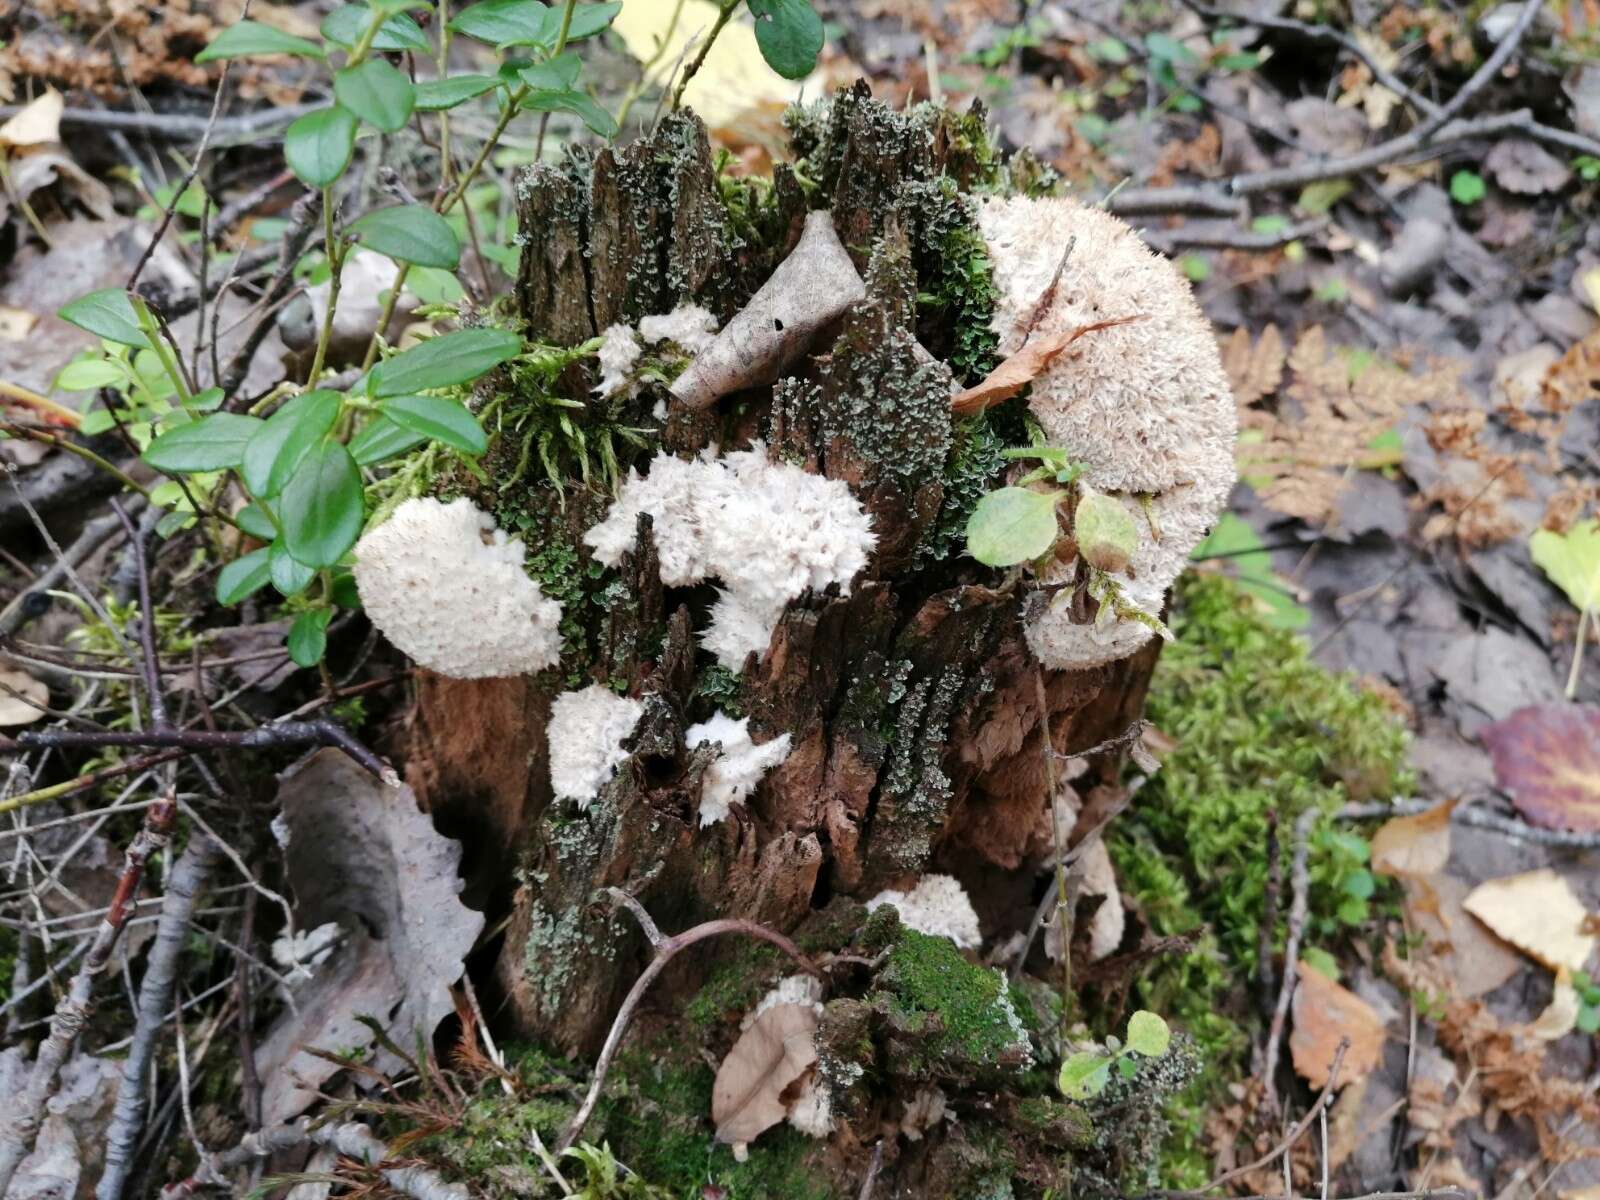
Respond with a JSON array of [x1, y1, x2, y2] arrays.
[[1262, 806, 1322, 1114], [858, 1140, 885, 1200], [0, 102, 322, 139], [558, 889, 818, 1152], [96, 834, 220, 1200], [0, 794, 178, 1195], [1338, 799, 1600, 849]]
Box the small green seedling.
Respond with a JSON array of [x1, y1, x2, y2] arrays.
[[1058, 1010, 1172, 1100], [1575, 970, 1600, 1035]]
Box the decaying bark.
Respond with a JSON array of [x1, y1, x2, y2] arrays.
[[409, 95, 1161, 1059]]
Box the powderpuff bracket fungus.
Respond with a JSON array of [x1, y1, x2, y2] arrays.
[[353, 497, 563, 679], [975, 195, 1237, 670], [547, 684, 645, 807]]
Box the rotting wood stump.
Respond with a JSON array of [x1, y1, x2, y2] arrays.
[[407, 86, 1166, 1061]]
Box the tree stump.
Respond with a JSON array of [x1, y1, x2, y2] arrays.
[[407, 87, 1162, 1060]]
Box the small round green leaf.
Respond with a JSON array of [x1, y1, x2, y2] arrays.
[[216, 547, 272, 605], [236, 504, 278, 541], [1449, 170, 1486, 205], [368, 327, 522, 397], [56, 358, 127, 391], [57, 289, 150, 349], [748, 0, 824, 80], [195, 19, 327, 62], [449, 0, 550, 47], [281, 441, 365, 568], [287, 608, 334, 668], [242, 389, 342, 498], [348, 414, 428, 465], [347, 204, 461, 269], [1125, 1010, 1171, 1058], [269, 540, 318, 597], [966, 487, 1060, 567], [321, 4, 431, 50], [1074, 489, 1141, 574], [381, 394, 487, 454], [516, 50, 580, 91], [414, 74, 502, 111], [1058, 1052, 1112, 1100], [142, 412, 264, 473], [334, 59, 416, 134], [519, 88, 617, 137], [284, 106, 359, 189]]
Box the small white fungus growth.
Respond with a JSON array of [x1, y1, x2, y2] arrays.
[[353, 497, 563, 679], [786, 1076, 835, 1139], [639, 302, 720, 354], [745, 974, 825, 1029], [271, 921, 342, 983], [686, 711, 793, 826], [975, 195, 1236, 670], [866, 874, 983, 950], [899, 1088, 948, 1141], [547, 684, 644, 807], [594, 322, 642, 397], [584, 444, 876, 670]]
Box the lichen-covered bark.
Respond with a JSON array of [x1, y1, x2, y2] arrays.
[[411, 98, 1158, 1060]]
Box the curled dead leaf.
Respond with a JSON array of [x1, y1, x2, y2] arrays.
[[1526, 972, 1580, 1041], [950, 316, 1142, 417], [671, 211, 865, 410], [0, 669, 49, 726], [1369, 799, 1455, 878], [1289, 960, 1386, 1089], [712, 1001, 819, 1154], [1461, 868, 1596, 974], [1402, 874, 1522, 999]]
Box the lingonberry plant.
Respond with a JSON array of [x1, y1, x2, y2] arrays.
[[45, 0, 826, 668]]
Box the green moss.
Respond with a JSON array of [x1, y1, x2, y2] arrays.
[[680, 942, 783, 1035], [905, 178, 1001, 383], [1107, 572, 1413, 1182], [916, 412, 1007, 567], [876, 928, 1033, 1083]]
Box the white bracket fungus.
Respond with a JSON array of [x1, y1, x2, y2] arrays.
[[352, 497, 563, 679], [547, 684, 645, 807], [976, 195, 1237, 670], [866, 874, 983, 950], [594, 303, 722, 402], [686, 711, 793, 826], [584, 444, 876, 671]]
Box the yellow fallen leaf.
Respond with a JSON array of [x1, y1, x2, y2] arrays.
[[1370, 799, 1455, 878], [0, 668, 49, 726], [612, 0, 811, 133], [0, 89, 64, 148], [1526, 970, 1579, 1041], [1289, 960, 1386, 1089], [0, 306, 38, 340], [1581, 268, 1600, 318], [1462, 868, 1596, 974]]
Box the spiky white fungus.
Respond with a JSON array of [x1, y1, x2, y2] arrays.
[[746, 974, 825, 1029], [976, 195, 1237, 669], [687, 712, 793, 826], [594, 323, 643, 397], [867, 874, 983, 950], [547, 684, 644, 807], [584, 444, 876, 670], [639, 302, 720, 354], [353, 497, 563, 679], [271, 921, 342, 983], [787, 1077, 835, 1139], [899, 1088, 948, 1141]]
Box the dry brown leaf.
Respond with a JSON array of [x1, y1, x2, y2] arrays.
[[1406, 1043, 1479, 1151], [1238, 326, 1460, 525], [0, 88, 62, 147], [0, 669, 49, 725], [1220, 324, 1284, 407], [712, 1002, 819, 1153], [950, 316, 1141, 416], [1369, 799, 1455, 878], [1462, 868, 1596, 974], [1403, 874, 1523, 999], [1289, 960, 1386, 1088]]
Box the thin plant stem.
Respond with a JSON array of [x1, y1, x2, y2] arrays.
[[1566, 604, 1591, 699], [614, 0, 688, 129], [0, 381, 83, 429], [0, 422, 155, 504], [305, 186, 344, 386], [671, 0, 741, 110]]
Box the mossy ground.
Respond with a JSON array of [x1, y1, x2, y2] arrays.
[[1108, 572, 1412, 1183]]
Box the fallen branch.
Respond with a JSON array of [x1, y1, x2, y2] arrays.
[[0, 793, 178, 1195], [96, 834, 222, 1200], [1261, 806, 1321, 1114], [161, 1118, 468, 1200], [1143, 218, 1326, 253], [0, 101, 323, 140], [1338, 798, 1600, 849], [557, 888, 818, 1152]]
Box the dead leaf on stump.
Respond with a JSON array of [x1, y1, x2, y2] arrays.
[[1289, 960, 1386, 1089], [1480, 704, 1600, 833], [1370, 799, 1455, 878], [712, 1002, 819, 1154], [1461, 868, 1596, 974], [949, 316, 1142, 417]]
